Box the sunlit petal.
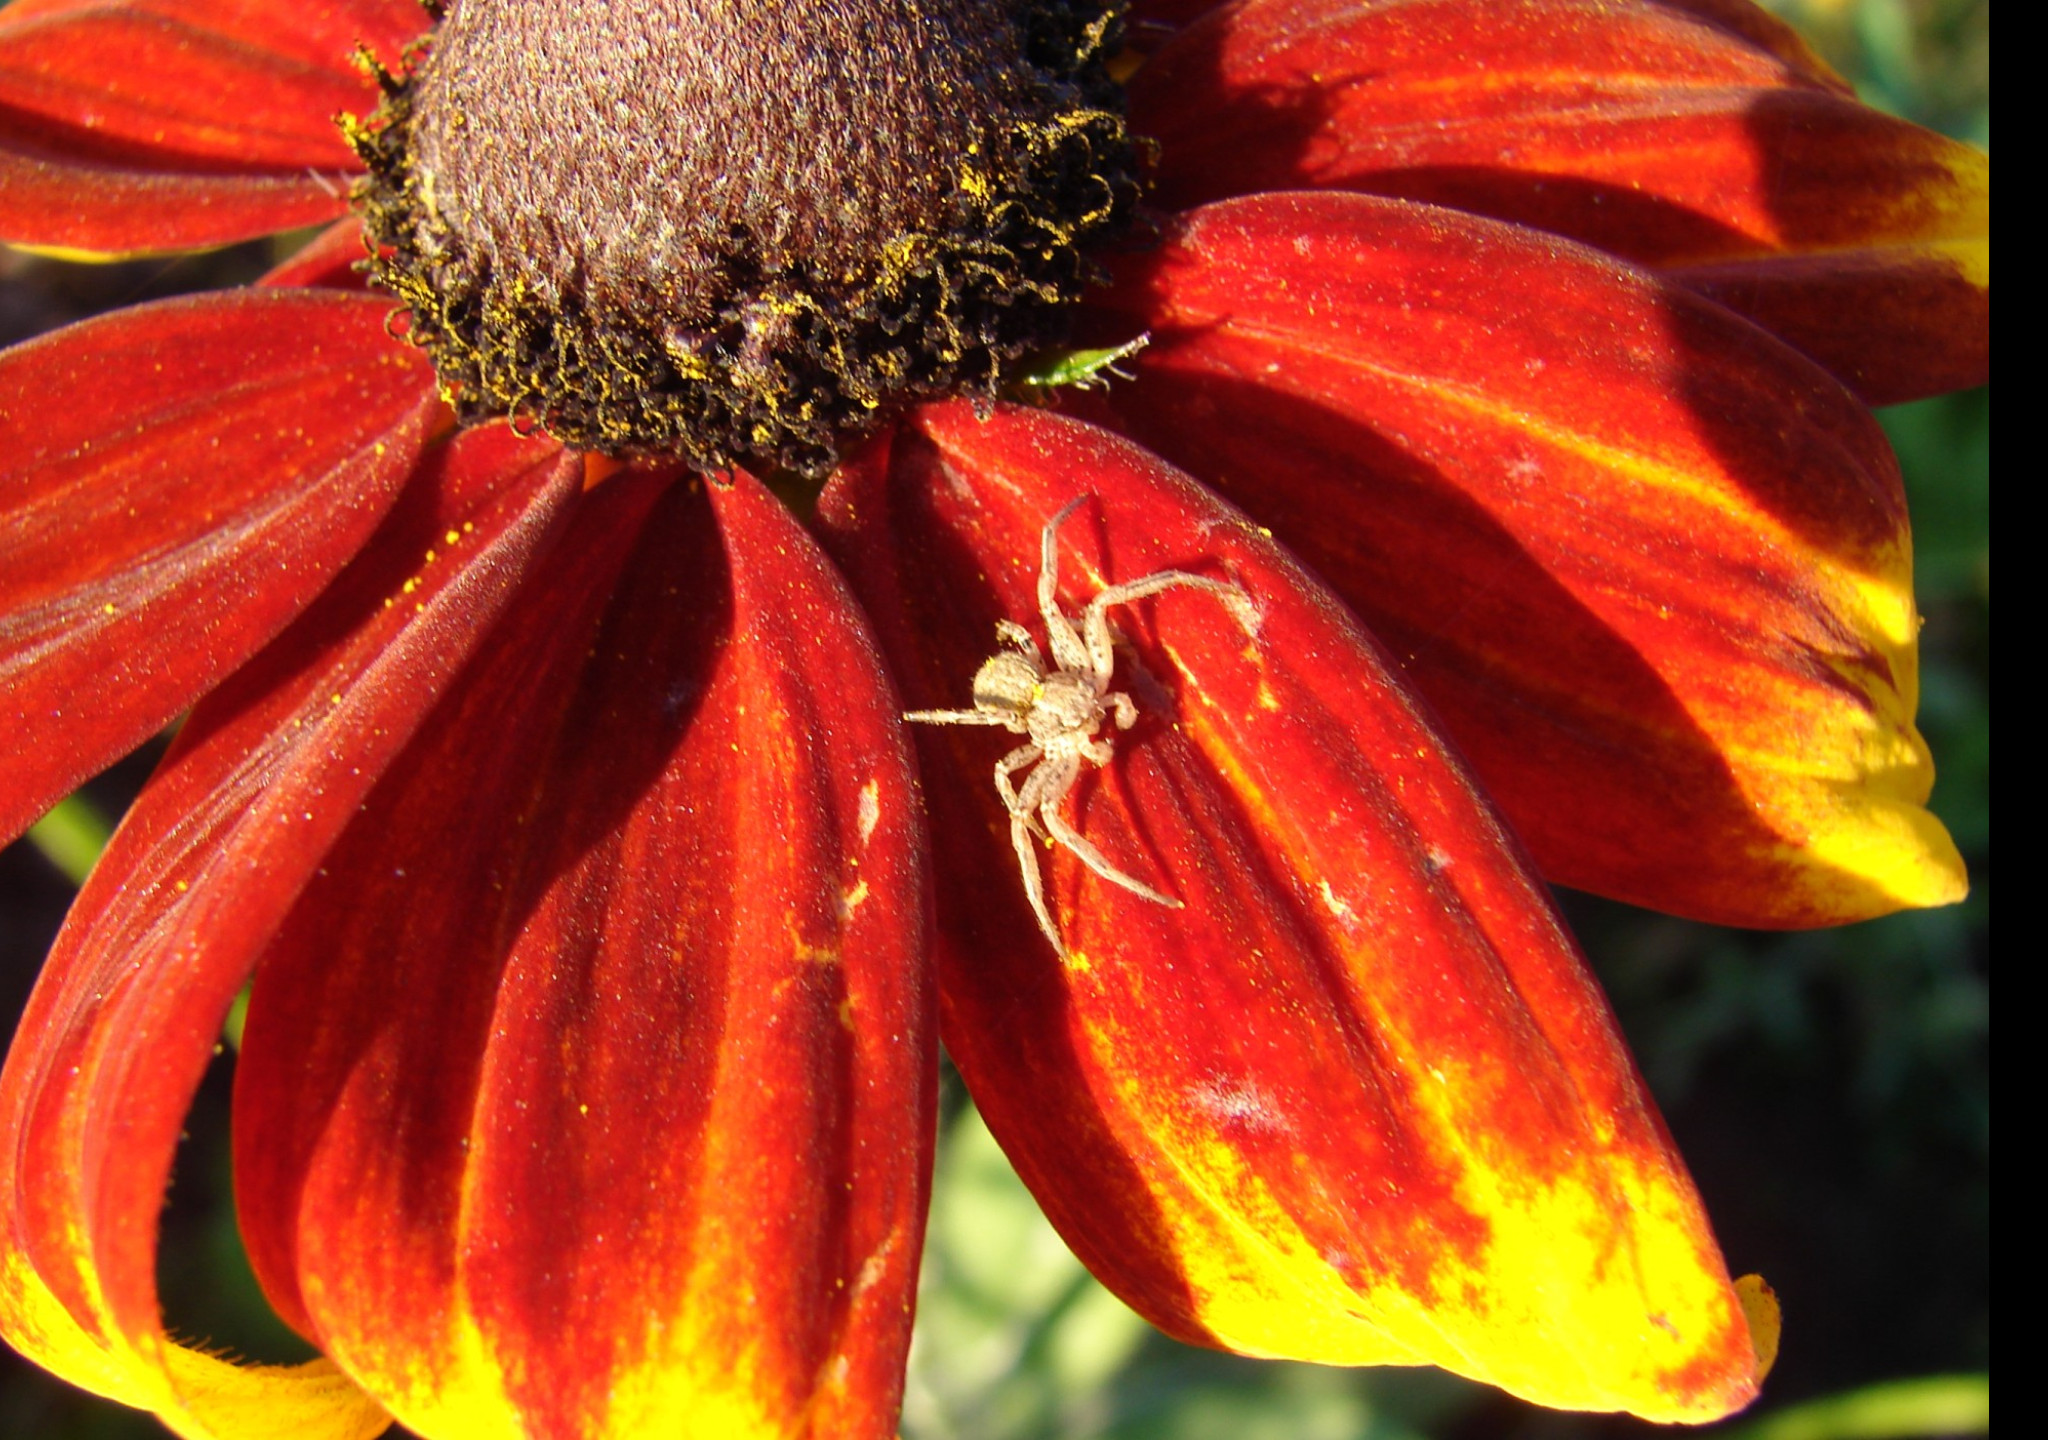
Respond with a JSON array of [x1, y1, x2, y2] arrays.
[[231, 471, 933, 1440], [819, 403, 1764, 1422], [0, 0, 423, 253], [0, 425, 584, 1440], [0, 289, 441, 846], [1134, 0, 1988, 403], [1084, 190, 1963, 927]]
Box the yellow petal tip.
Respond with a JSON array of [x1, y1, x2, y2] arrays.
[[1803, 792, 1968, 918], [1735, 1274, 1781, 1383]]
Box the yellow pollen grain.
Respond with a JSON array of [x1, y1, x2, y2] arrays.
[[839, 878, 870, 918], [791, 915, 842, 967]]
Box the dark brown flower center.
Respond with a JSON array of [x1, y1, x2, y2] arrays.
[[347, 0, 1140, 476]]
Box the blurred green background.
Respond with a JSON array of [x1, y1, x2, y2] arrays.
[[0, 1, 1987, 1436]]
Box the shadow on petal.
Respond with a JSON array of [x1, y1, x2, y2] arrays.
[[1132, 0, 1987, 403], [233, 470, 934, 1440]]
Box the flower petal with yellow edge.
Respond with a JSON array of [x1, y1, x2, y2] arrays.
[[819, 404, 1763, 1423], [0, 425, 585, 1440], [231, 471, 934, 1440], [1090, 191, 1965, 926]]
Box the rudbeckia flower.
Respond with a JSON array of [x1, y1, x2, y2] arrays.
[[0, 0, 1986, 1435]]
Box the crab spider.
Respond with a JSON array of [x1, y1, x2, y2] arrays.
[[905, 495, 1249, 955]]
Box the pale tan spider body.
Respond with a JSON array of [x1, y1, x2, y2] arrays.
[[906, 496, 1247, 955]]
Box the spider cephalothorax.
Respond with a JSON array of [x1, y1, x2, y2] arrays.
[[907, 496, 1251, 954]]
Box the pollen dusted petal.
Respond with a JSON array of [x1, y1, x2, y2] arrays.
[[230, 472, 933, 1440], [0, 0, 423, 252], [1088, 191, 1965, 927], [817, 404, 1762, 1422], [0, 425, 584, 1440], [1133, 0, 1988, 404], [0, 289, 441, 847]]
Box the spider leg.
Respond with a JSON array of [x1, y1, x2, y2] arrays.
[[1092, 570, 1247, 611], [1012, 749, 1075, 842], [1012, 811, 1066, 955], [1105, 690, 1138, 731], [1045, 611, 1089, 676], [995, 743, 1046, 836], [1042, 801, 1184, 909], [903, 708, 1015, 725], [1010, 749, 1087, 954], [1082, 571, 1245, 682], [1040, 496, 1088, 620], [1039, 497, 1093, 673], [995, 619, 1039, 658]]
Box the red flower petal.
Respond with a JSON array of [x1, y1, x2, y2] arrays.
[[1087, 191, 1965, 927], [0, 289, 440, 847], [231, 471, 933, 1438], [0, 425, 584, 1438], [259, 216, 372, 290], [1135, 0, 1988, 404], [0, 0, 422, 252], [818, 403, 1763, 1422]]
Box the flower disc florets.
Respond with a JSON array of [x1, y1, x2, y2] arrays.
[[347, 0, 1141, 476]]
